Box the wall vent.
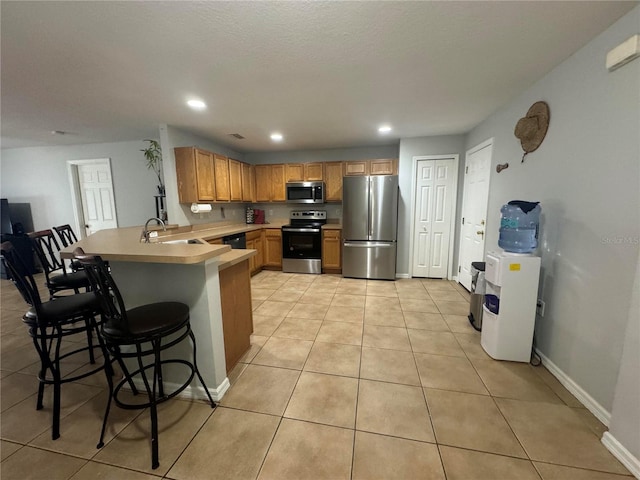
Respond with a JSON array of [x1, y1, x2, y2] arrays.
[[228, 133, 245, 139]]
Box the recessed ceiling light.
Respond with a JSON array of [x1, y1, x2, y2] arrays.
[[378, 125, 392, 134], [270, 133, 283, 142], [187, 99, 207, 110]]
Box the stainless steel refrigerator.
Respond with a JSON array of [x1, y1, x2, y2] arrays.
[[342, 175, 398, 280]]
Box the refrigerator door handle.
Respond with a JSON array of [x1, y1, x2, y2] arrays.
[[368, 177, 373, 239], [344, 242, 395, 248]]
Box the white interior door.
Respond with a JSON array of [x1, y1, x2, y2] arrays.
[[412, 158, 456, 278], [457, 139, 493, 290], [77, 162, 118, 236]]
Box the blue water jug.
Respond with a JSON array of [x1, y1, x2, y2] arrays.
[[498, 201, 541, 253]]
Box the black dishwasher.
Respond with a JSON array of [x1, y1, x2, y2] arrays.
[[222, 232, 246, 249]]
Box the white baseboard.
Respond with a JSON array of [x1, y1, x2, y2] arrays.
[[127, 377, 230, 402], [395, 273, 410, 279], [535, 348, 611, 426], [602, 432, 640, 479]]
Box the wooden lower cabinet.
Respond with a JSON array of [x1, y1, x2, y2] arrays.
[[246, 230, 264, 275], [322, 229, 342, 273], [219, 259, 253, 373], [263, 229, 282, 268]]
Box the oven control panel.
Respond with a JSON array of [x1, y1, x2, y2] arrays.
[[291, 210, 326, 221]]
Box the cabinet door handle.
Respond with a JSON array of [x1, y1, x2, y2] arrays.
[[477, 230, 484, 236]]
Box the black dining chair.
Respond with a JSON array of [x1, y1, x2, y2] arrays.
[[0, 242, 111, 440], [74, 249, 216, 470]]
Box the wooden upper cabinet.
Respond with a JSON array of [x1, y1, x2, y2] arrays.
[[324, 161, 343, 202], [270, 164, 286, 202], [285, 162, 323, 182], [344, 160, 370, 176], [285, 164, 304, 182], [174, 147, 215, 203], [304, 163, 324, 181], [254, 165, 272, 202], [213, 154, 230, 202], [370, 158, 398, 175], [241, 162, 253, 202], [228, 159, 243, 202]]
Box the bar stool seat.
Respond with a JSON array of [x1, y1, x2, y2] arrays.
[[23, 292, 99, 324], [45, 270, 90, 291], [102, 302, 189, 341]]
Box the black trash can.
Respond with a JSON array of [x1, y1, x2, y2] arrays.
[[468, 261, 486, 331]]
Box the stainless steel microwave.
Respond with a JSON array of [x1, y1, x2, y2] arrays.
[[286, 182, 325, 204]]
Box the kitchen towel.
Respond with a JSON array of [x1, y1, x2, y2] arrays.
[[190, 203, 212, 213]]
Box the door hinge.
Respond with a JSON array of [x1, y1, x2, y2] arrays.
[[462, 217, 464, 225], [458, 265, 461, 273], [465, 166, 468, 174]]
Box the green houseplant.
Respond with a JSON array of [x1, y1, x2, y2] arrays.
[[141, 139, 165, 195]]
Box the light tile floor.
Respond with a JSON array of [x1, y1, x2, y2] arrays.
[[0, 271, 632, 479]]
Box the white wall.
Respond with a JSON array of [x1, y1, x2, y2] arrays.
[[397, 135, 467, 276], [0, 140, 159, 231], [465, 6, 640, 413]]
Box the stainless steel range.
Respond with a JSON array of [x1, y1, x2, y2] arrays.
[[281, 210, 327, 274]]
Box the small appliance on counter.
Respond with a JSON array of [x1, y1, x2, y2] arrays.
[[281, 210, 326, 274], [253, 209, 265, 224]]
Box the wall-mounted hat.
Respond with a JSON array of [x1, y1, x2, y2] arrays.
[[515, 101, 550, 162]]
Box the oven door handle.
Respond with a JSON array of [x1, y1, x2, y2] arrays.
[[282, 227, 321, 233]]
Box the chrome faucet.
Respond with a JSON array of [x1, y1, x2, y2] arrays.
[[141, 217, 166, 243]]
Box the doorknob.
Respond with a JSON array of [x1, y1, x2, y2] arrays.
[[476, 230, 484, 236]]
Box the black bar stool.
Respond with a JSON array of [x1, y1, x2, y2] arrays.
[[29, 229, 97, 362], [0, 242, 111, 440], [28, 229, 90, 298], [53, 224, 83, 272], [74, 249, 216, 470]]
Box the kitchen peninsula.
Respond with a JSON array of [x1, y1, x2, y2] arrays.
[[60, 226, 256, 400]]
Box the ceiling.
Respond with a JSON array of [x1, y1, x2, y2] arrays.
[[1, 1, 636, 152]]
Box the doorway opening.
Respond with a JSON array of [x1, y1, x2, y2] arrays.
[[67, 158, 118, 238]]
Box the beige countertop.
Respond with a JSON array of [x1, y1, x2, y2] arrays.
[[60, 226, 233, 265], [322, 224, 342, 230], [155, 221, 288, 243]]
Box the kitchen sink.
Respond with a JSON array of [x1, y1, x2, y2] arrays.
[[159, 238, 204, 245]]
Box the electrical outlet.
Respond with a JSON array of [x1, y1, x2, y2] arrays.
[[536, 299, 546, 317], [268, 209, 273, 216]]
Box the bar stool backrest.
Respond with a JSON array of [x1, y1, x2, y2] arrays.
[[28, 230, 65, 278], [73, 248, 130, 337], [1, 241, 44, 320], [53, 224, 79, 248]]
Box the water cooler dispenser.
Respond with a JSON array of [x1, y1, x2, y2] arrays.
[[480, 200, 541, 362]]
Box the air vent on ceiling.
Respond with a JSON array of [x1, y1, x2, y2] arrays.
[[228, 133, 245, 139]]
